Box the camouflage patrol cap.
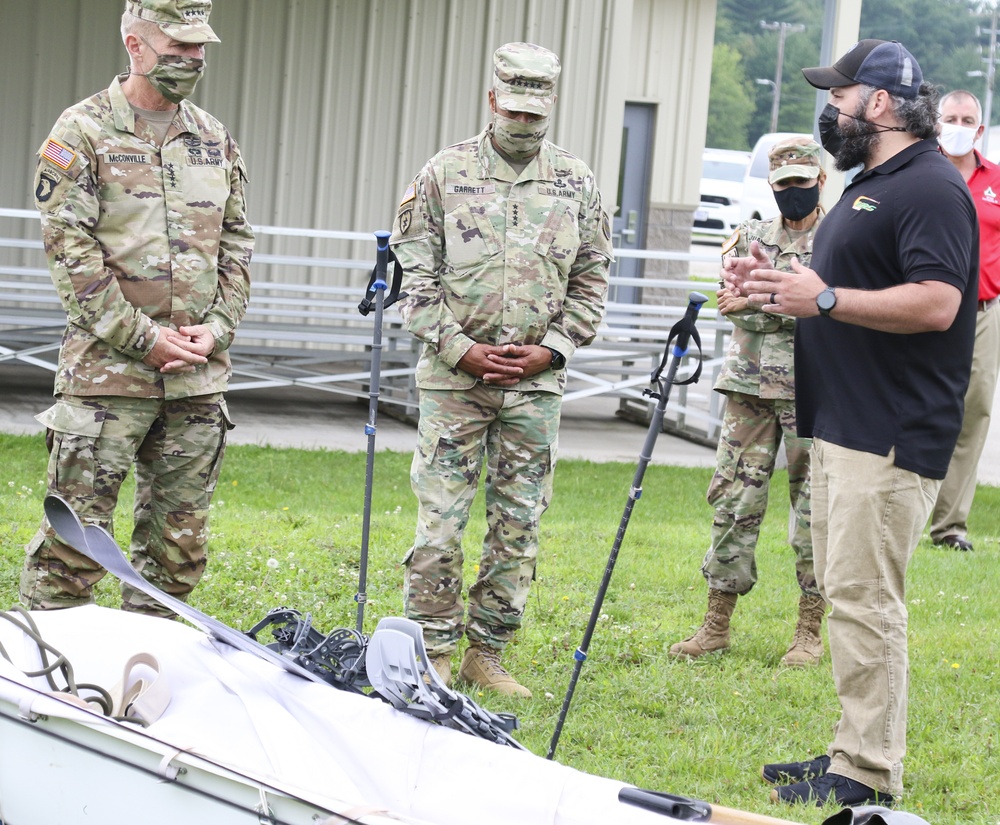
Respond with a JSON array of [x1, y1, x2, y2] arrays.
[[768, 136, 822, 185], [493, 42, 561, 115], [125, 0, 220, 44]]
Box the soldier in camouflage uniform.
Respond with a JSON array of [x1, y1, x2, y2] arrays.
[[20, 0, 253, 617], [670, 137, 826, 665], [390, 43, 613, 697]]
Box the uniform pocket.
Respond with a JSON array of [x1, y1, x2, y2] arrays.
[[36, 398, 109, 500], [443, 201, 500, 268], [219, 397, 235, 431], [416, 422, 472, 477], [35, 399, 106, 437], [204, 400, 231, 497], [533, 199, 581, 275]]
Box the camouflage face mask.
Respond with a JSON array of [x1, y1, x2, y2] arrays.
[[491, 112, 549, 161], [137, 38, 206, 104]]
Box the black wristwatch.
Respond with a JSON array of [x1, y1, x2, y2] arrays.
[[545, 347, 566, 370], [816, 286, 837, 317]]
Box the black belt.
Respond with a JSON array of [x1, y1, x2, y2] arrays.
[[979, 297, 998, 312]]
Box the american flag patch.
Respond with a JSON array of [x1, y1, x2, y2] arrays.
[[42, 138, 77, 170]]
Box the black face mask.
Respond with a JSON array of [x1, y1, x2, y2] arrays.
[[817, 100, 910, 166], [773, 184, 820, 221], [818, 103, 845, 155]]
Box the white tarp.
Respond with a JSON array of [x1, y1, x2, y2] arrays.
[[0, 605, 680, 825]]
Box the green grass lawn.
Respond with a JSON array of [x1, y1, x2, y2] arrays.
[[1, 432, 997, 825]]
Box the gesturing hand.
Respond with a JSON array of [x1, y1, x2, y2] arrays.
[[742, 257, 827, 318], [722, 240, 773, 297]]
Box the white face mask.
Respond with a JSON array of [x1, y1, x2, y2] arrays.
[[938, 123, 978, 158]]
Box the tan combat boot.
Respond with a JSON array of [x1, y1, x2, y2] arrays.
[[429, 654, 452, 687], [458, 644, 531, 698], [781, 594, 826, 666], [669, 589, 738, 659]]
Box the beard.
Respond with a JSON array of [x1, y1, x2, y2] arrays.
[[833, 100, 881, 172]]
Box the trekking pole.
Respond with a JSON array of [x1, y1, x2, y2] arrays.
[[355, 230, 407, 633], [547, 291, 709, 760]]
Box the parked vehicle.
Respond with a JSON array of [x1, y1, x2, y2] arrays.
[[692, 148, 751, 238], [739, 131, 813, 223]]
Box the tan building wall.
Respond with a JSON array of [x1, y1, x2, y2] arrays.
[[627, 0, 718, 274], [0, 0, 715, 283]]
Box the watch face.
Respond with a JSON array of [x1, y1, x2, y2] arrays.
[[817, 288, 836, 312]]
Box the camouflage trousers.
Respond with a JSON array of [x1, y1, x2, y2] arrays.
[[20, 393, 230, 616], [405, 385, 560, 655], [702, 391, 816, 596]]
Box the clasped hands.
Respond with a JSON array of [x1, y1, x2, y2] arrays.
[[722, 240, 826, 318], [458, 342, 554, 387], [142, 324, 216, 374]]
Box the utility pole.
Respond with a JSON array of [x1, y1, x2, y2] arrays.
[[760, 21, 806, 133], [756, 79, 779, 132]]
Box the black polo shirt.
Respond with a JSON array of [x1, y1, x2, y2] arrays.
[[795, 139, 979, 479]]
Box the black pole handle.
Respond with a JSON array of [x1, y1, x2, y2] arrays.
[[359, 230, 408, 315], [650, 291, 708, 389], [673, 291, 709, 355], [374, 230, 390, 288]]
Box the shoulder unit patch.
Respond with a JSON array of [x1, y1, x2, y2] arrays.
[[720, 228, 740, 256]]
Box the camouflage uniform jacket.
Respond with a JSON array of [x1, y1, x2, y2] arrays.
[[390, 129, 613, 393], [715, 215, 821, 400], [33, 74, 254, 400]]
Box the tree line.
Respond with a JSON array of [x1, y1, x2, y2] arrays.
[[707, 0, 996, 150]]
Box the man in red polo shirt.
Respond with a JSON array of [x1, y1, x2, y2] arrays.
[[930, 89, 1000, 552]]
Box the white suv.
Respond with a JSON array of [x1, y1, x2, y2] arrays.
[[739, 132, 814, 223], [693, 148, 751, 238]]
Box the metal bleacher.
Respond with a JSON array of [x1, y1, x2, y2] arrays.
[[0, 207, 730, 445]]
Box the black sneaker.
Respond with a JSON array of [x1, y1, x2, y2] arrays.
[[769, 772, 894, 807], [934, 534, 974, 551], [761, 754, 831, 785]]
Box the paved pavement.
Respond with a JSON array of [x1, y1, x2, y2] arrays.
[[3, 361, 999, 486], [0, 363, 718, 469]]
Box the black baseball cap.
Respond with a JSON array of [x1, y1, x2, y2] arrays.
[[802, 39, 922, 99]]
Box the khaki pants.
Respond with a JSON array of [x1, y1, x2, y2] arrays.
[[21, 394, 229, 615], [811, 439, 940, 796], [930, 303, 1000, 541]]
